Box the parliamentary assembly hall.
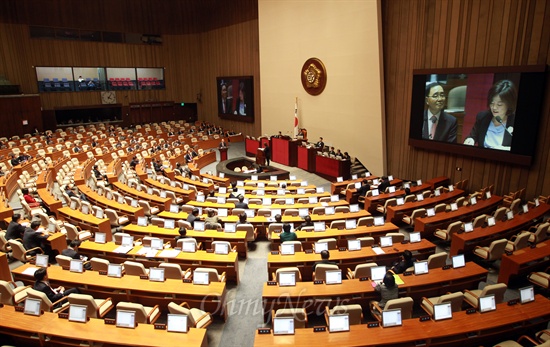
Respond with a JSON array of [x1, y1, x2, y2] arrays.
[[0, 0, 549, 346]]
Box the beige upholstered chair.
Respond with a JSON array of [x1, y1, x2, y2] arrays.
[[427, 252, 448, 269], [194, 267, 226, 282], [105, 208, 130, 227], [8, 240, 43, 263], [371, 297, 414, 322], [27, 288, 69, 313], [433, 221, 462, 242], [116, 302, 160, 324], [528, 267, 550, 290], [402, 208, 426, 227], [386, 232, 405, 243], [313, 264, 339, 282], [122, 261, 149, 276], [317, 238, 337, 250], [272, 308, 308, 328], [325, 304, 363, 326], [90, 257, 110, 272], [421, 291, 463, 317], [358, 237, 375, 247], [347, 262, 378, 280], [505, 231, 531, 252], [527, 222, 549, 244], [273, 267, 302, 283], [357, 216, 374, 227], [463, 283, 507, 308], [67, 293, 114, 318], [168, 301, 213, 328], [0, 280, 31, 306], [159, 263, 191, 280], [280, 241, 303, 252], [473, 239, 508, 262]]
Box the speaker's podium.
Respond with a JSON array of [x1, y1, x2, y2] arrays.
[[256, 148, 265, 166], [218, 147, 228, 161]]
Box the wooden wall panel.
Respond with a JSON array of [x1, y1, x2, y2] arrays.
[[383, 0, 550, 199]]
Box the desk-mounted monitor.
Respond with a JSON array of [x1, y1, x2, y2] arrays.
[[314, 242, 328, 253], [370, 266, 386, 282], [193, 271, 210, 285], [409, 232, 421, 243], [280, 243, 295, 255], [130, 199, 138, 208], [325, 207, 335, 215], [316, 187, 324, 193], [337, 177, 343, 182], [70, 259, 84, 273], [487, 216, 496, 227], [309, 196, 318, 204], [299, 208, 309, 217], [380, 236, 392, 248], [116, 310, 136, 329], [345, 219, 357, 230], [350, 204, 359, 212], [388, 186, 396, 194], [519, 286, 535, 304], [373, 179, 380, 185], [325, 270, 342, 285], [107, 264, 123, 278], [506, 211, 514, 220], [479, 295, 496, 313], [416, 193, 424, 202], [149, 267, 165, 282], [68, 304, 88, 323], [347, 239, 361, 251], [194, 221, 205, 231], [196, 195, 205, 202], [426, 208, 435, 217], [167, 313, 188, 333], [245, 209, 255, 218], [251, 175, 258, 181], [452, 254, 465, 269], [95, 232, 106, 244], [300, 181, 308, 187], [217, 197, 226, 204], [219, 187, 227, 194], [328, 314, 350, 333], [433, 302, 453, 321], [330, 195, 339, 202], [464, 222, 474, 233], [278, 272, 296, 286], [224, 223, 236, 233], [470, 197, 477, 206], [354, 182, 361, 189], [414, 261, 429, 275], [351, 174, 358, 180], [396, 197, 405, 206], [218, 208, 228, 217], [214, 243, 229, 254], [273, 317, 295, 335], [164, 219, 175, 229], [277, 189, 285, 196], [150, 238, 164, 250], [170, 204, 179, 213], [522, 204, 529, 214], [374, 216, 384, 226], [95, 209, 104, 219], [219, 172, 225, 178], [81, 204, 89, 215], [117, 196, 125, 205], [434, 189, 441, 197], [137, 216, 148, 227], [181, 241, 196, 253], [271, 209, 282, 217], [160, 191, 167, 198], [285, 198, 294, 205], [24, 297, 42, 316], [450, 202, 458, 211], [371, 189, 379, 197], [297, 188, 305, 195], [314, 222, 325, 232], [382, 309, 402, 328], [35, 254, 49, 268]]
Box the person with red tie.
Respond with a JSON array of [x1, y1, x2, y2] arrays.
[[422, 82, 457, 143]]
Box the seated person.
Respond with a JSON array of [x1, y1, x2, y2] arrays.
[[312, 250, 337, 271], [390, 250, 416, 274], [296, 215, 313, 230], [377, 176, 391, 193], [6, 213, 25, 241], [23, 221, 55, 262], [174, 227, 188, 242], [33, 267, 79, 308], [205, 209, 221, 229], [62, 240, 91, 270], [129, 156, 139, 169], [236, 213, 248, 226], [342, 152, 351, 160], [235, 195, 249, 209], [279, 223, 297, 242], [186, 208, 201, 227], [92, 165, 109, 182], [228, 182, 238, 199], [22, 188, 50, 214], [335, 149, 343, 159], [371, 272, 399, 310], [328, 147, 336, 156], [356, 180, 371, 197]]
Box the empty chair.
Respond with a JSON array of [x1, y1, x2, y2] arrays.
[[231, 208, 245, 216], [325, 304, 363, 325], [27, 288, 69, 313], [427, 252, 448, 269], [472, 214, 488, 228], [528, 267, 550, 290], [138, 200, 160, 216], [8, 240, 43, 262], [506, 231, 531, 252], [90, 257, 109, 272], [105, 208, 130, 226], [115, 302, 160, 324], [433, 221, 463, 242], [267, 223, 284, 240], [371, 297, 414, 321], [473, 238, 508, 262], [150, 217, 165, 227], [493, 207, 509, 222], [283, 209, 299, 217], [272, 308, 308, 329], [194, 267, 226, 282], [421, 291, 464, 317], [386, 232, 405, 243], [357, 216, 374, 227], [168, 301, 213, 328], [0, 231, 12, 253], [347, 262, 378, 280], [464, 283, 507, 308], [527, 222, 549, 244], [159, 263, 191, 280], [257, 208, 272, 217], [122, 261, 148, 276], [0, 280, 31, 306], [313, 263, 340, 281], [67, 293, 114, 318], [273, 267, 302, 283], [312, 207, 325, 215], [211, 241, 236, 253], [402, 208, 426, 228], [357, 236, 375, 247], [64, 222, 92, 241], [55, 254, 72, 267], [236, 223, 258, 242]]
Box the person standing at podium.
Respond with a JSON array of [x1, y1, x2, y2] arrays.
[[263, 143, 271, 166], [219, 138, 228, 148]]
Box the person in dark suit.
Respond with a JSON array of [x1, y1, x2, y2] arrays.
[[315, 137, 324, 149], [296, 215, 313, 230], [312, 250, 337, 271], [356, 180, 371, 197], [33, 267, 79, 308], [62, 240, 91, 269], [219, 138, 228, 148], [186, 208, 202, 227], [219, 82, 231, 114], [422, 82, 457, 143], [23, 220, 55, 262], [235, 195, 249, 209], [463, 80, 517, 151], [184, 150, 194, 163], [377, 176, 391, 193], [263, 143, 271, 166], [390, 250, 416, 274], [6, 213, 25, 241]]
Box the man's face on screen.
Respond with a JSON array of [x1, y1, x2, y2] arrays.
[[426, 85, 445, 114]]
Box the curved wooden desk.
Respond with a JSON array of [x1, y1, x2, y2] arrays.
[[386, 189, 465, 224]]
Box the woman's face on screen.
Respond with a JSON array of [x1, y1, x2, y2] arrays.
[[490, 95, 508, 120]]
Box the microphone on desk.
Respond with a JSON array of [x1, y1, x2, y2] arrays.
[[495, 116, 513, 136]]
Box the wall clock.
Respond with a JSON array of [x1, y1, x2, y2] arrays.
[[101, 91, 117, 104]]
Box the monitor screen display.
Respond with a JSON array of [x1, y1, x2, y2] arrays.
[[479, 295, 496, 313], [450, 203, 458, 211], [219, 173, 225, 178], [371, 189, 379, 197], [337, 177, 343, 182], [271, 208, 282, 217], [278, 272, 296, 286], [299, 208, 309, 217], [374, 216, 384, 226], [325, 270, 342, 285], [522, 204, 529, 213], [409, 232, 421, 243], [314, 222, 326, 232], [68, 304, 88, 323], [452, 254, 465, 268], [95, 232, 106, 244], [345, 219, 357, 230], [245, 209, 255, 218], [370, 266, 386, 282], [433, 302, 453, 321], [414, 261, 429, 275], [107, 264, 123, 278], [131, 200, 138, 208], [116, 310, 136, 328], [426, 208, 435, 217], [224, 223, 236, 233], [121, 235, 134, 247], [35, 254, 49, 268], [277, 189, 285, 196], [464, 222, 474, 232], [487, 216, 496, 227], [388, 186, 396, 193], [214, 243, 229, 254], [95, 209, 104, 219], [328, 314, 350, 333], [137, 216, 148, 227], [309, 196, 318, 204], [251, 175, 258, 181], [24, 297, 42, 316], [196, 195, 205, 202], [416, 193, 424, 201], [217, 197, 226, 204], [470, 197, 477, 205], [396, 197, 404, 206], [519, 286, 535, 304], [314, 242, 329, 253], [350, 204, 360, 212], [193, 271, 210, 285], [316, 187, 324, 193], [354, 182, 361, 189], [352, 174, 358, 180], [506, 211, 514, 220], [181, 241, 196, 253], [150, 238, 163, 250], [301, 181, 308, 186], [170, 204, 179, 213], [285, 198, 294, 205], [164, 220, 175, 229], [218, 208, 228, 217], [273, 317, 295, 335], [281, 243, 295, 255], [297, 188, 306, 195], [70, 259, 84, 273], [434, 189, 441, 197], [194, 221, 205, 231], [160, 191, 167, 198], [167, 314, 188, 333], [81, 205, 89, 214], [117, 196, 125, 205], [382, 309, 402, 327], [149, 268, 165, 282], [380, 236, 393, 248], [219, 187, 227, 194], [347, 239, 361, 251], [330, 195, 339, 202]]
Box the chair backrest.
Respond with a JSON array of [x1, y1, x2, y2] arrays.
[[486, 239, 508, 261], [67, 293, 100, 318], [90, 257, 109, 272], [357, 217, 374, 227], [532, 222, 550, 243], [386, 233, 405, 243], [284, 209, 299, 217], [8, 240, 30, 262], [318, 238, 337, 250], [123, 261, 147, 276], [236, 223, 255, 241], [447, 221, 463, 237], [330, 304, 363, 325], [472, 214, 487, 228], [116, 302, 148, 323], [275, 267, 302, 282], [314, 264, 340, 282], [55, 255, 72, 267], [281, 241, 302, 252], [0, 280, 16, 305], [354, 262, 378, 279], [274, 308, 307, 329], [330, 220, 346, 230], [27, 288, 54, 312], [384, 297, 414, 319], [0, 231, 9, 252], [512, 231, 531, 251], [493, 207, 508, 221], [479, 283, 507, 304], [437, 291, 464, 312], [159, 263, 184, 279], [427, 252, 447, 269], [357, 237, 375, 247], [312, 207, 325, 215], [410, 208, 426, 220], [195, 267, 221, 282]]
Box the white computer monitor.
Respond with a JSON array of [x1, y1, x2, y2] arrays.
[[160, 191, 167, 198], [81, 204, 89, 215], [137, 216, 148, 227], [298, 208, 309, 217], [382, 309, 402, 327], [277, 189, 285, 196], [519, 286, 535, 304], [365, 172, 371, 177], [325, 270, 342, 285], [296, 188, 305, 195], [164, 219, 175, 229], [285, 198, 294, 205], [219, 187, 227, 194], [278, 272, 296, 286], [350, 204, 359, 212], [522, 204, 529, 213], [214, 243, 229, 254], [95, 232, 106, 244], [380, 236, 393, 248], [35, 254, 49, 268], [352, 174, 358, 180], [314, 222, 326, 232], [371, 189, 380, 197], [308, 196, 318, 204], [485, 191, 491, 199], [95, 209, 104, 219], [314, 242, 329, 253], [236, 181, 244, 187], [193, 271, 210, 285], [107, 264, 123, 278], [48, 223, 57, 233], [347, 239, 361, 251], [324, 207, 335, 216], [219, 172, 225, 178], [70, 259, 84, 273], [70, 200, 78, 210], [337, 177, 343, 183], [403, 183, 410, 189], [218, 208, 228, 217], [245, 209, 255, 218], [330, 195, 339, 202], [24, 297, 42, 316], [433, 302, 453, 321], [464, 222, 474, 233], [167, 314, 188, 333], [426, 208, 435, 217], [130, 200, 139, 208], [388, 186, 396, 193], [409, 232, 421, 243], [149, 267, 165, 282], [121, 235, 133, 247], [300, 181, 308, 187], [273, 317, 295, 335], [416, 179, 422, 186], [414, 261, 429, 275], [506, 211, 514, 220], [116, 310, 136, 328], [328, 314, 350, 333], [181, 241, 196, 253], [196, 195, 205, 202], [194, 221, 205, 231], [448, 185, 454, 192], [470, 197, 477, 205], [479, 295, 496, 313], [217, 197, 226, 204], [486, 216, 495, 227], [450, 203, 458, 211], [224, 223, 236, 233], [280, 243, 295, 255], [271, 208, 282, 217], [251, 175, 258, 181], [434, 189, 441, 197], [370, 266, 386, 282], [373, 179, 380, 185], [354, 182, 361, 189], [150, 238, 164, 250], [415, 194, 424, 202], [345, 219, 357, 230], [68, 304, 88, 323], [316, 187, 324, 193], [396, 197, 404, 206], [452, 254, 465, 269], [170, 204, 179, 213], [535, 198, 540, 207], [374, 216, 385, 226]]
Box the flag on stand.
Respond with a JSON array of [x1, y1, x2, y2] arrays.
[[293, 97, 299, 138]]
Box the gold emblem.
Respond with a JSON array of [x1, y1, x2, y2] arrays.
[[301, 58, 327, 95]]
